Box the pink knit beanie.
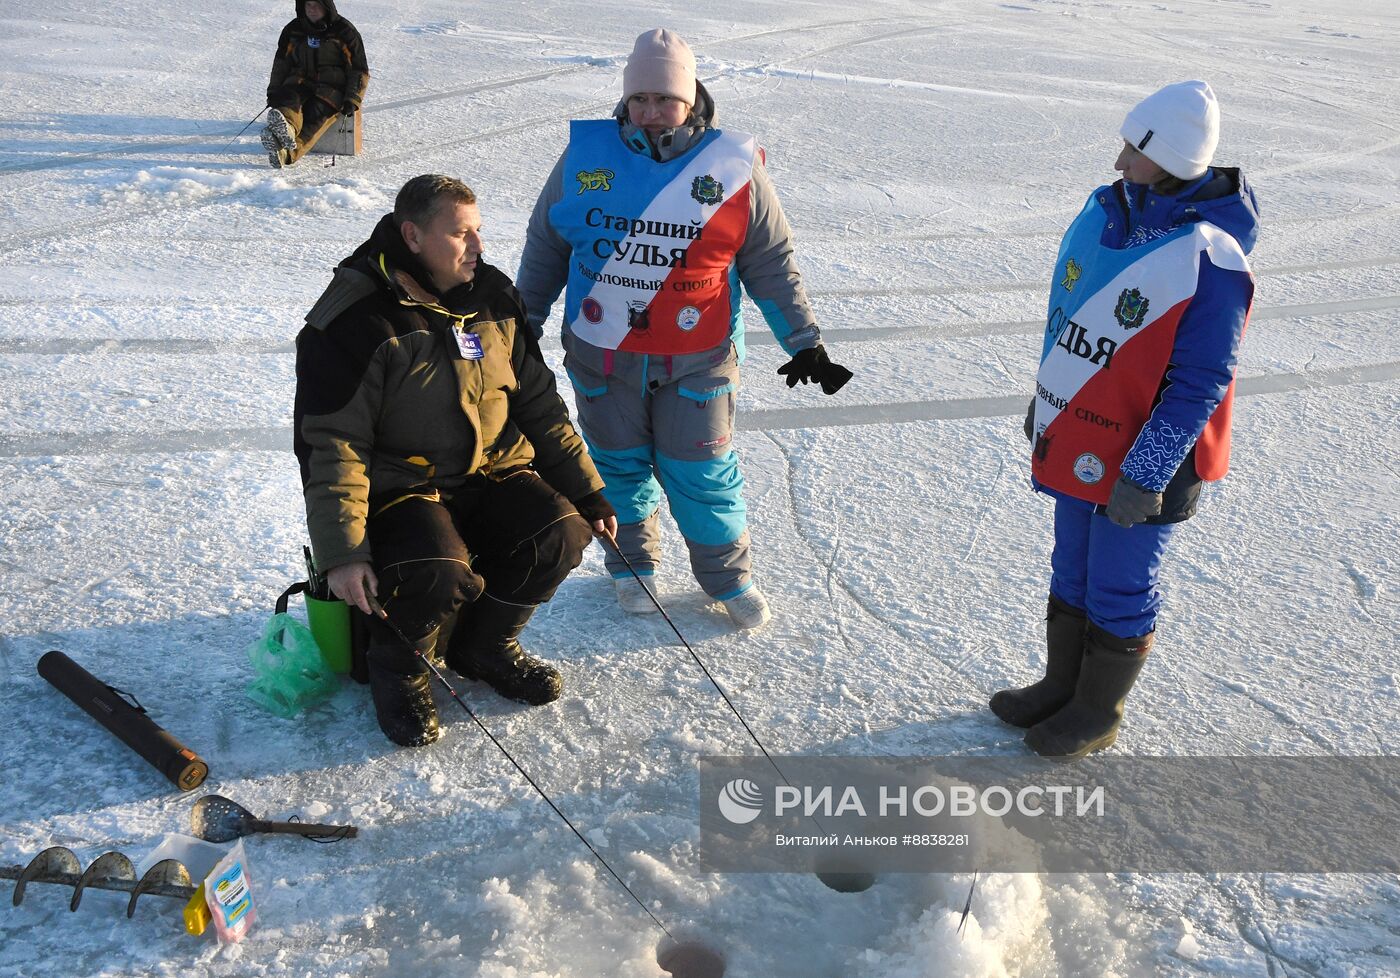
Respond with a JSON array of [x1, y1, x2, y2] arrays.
[[622, 29, 697, 105]]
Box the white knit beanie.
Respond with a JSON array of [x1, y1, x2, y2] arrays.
[[622, 29, 697, 105], [1119, 80, 1220, 180]]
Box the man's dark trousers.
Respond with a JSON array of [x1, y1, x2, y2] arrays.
[[363, 469, 593, 667]]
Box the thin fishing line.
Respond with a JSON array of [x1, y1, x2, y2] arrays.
[[371, 605, 675, 941], [604, 534, 799, 793]]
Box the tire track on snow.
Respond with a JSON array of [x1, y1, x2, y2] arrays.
[[7, 290, 1398, 353], [1, 359, 1393, 457], [0, 14, 943, 253]]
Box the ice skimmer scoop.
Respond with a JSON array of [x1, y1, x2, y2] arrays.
[[192, 794, 358, 842]]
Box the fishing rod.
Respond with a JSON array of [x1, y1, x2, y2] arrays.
[[216, 108, 268, 156]]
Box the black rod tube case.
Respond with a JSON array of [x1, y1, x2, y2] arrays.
[[37, 650, 209, 791]]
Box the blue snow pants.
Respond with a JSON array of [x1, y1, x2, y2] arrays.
[[1049, 493, 1176, 638], [562, 333, 753, 601]]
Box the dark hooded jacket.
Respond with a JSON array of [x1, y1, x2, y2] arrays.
[[294, 214, 604, 572], [267, 0, 370, 112]]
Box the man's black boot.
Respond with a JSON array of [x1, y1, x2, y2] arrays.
[[367, 628, 440, 747], [1024, 622, 1152, 760], [445, 595, 562, 706], [990, 594, 1088, 728]]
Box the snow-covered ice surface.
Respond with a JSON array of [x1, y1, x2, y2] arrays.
[[1, 0, 1397, 974]]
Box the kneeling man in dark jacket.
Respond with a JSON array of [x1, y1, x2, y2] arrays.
[[294, 174, 616, 746]]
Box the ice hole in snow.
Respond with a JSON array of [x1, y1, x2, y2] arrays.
[[656, 940, 726, 978], [815, 870, 877, 893]]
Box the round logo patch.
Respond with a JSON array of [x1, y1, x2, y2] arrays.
[[581, 297, 603, 324], [676, 305, 701, 331], [1073, 453, 1106, 485]]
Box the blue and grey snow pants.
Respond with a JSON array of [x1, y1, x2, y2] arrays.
[[1049, 493, 1177, 639], [562, 332, 753, 600]]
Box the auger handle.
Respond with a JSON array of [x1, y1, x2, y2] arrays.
[[247, 819, 358, 839]]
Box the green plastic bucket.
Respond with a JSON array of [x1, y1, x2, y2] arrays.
[[305, 596, 352, 674]]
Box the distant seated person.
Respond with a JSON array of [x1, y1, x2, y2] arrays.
[[261, 0, 369, 168]]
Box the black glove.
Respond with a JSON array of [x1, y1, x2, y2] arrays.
[[1023, 397, 1035, 443], [1105, 475, 1163, 528], [341, 104, 357, 118], [777, 344, 853, 395], [572, 490, 616, 526]]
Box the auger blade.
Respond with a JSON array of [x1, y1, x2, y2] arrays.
[[72, 851, 136, 911]]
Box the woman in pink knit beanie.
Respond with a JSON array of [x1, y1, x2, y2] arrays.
[[516, 28, 852, 631]]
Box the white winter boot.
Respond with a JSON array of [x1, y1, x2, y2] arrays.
[[721, 587, 771, 630], [259, 126, 286, 168], [614, 576, 658, 615], [265, 109, 297, 151], [260, 109, 297, 167]]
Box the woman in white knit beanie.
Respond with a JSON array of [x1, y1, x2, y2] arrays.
[[992, 80, 1262, 758], [1116, 79, 1221, 188], [515, 29, 852, 631]]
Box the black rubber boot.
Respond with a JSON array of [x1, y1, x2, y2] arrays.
[[444, 595, 562, 706], [990, 594, 1088, 728], [1024, 623, 1152, 760], [367, 629, 440, 747]]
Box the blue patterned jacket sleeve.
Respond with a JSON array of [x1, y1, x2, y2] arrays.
[[1119, 252, 1251, 491]]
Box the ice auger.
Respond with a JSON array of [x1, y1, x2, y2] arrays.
[[0, 846, 196, 918]]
